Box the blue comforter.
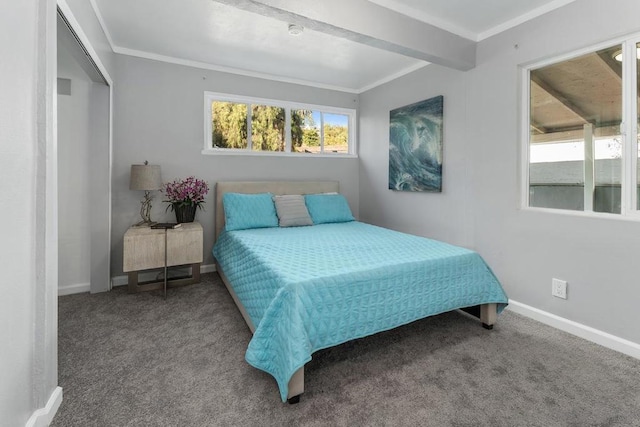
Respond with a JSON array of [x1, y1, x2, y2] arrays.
[[213, 222, 508, 401]]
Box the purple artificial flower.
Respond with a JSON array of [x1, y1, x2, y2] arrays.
[[162, 176, 210, 211]]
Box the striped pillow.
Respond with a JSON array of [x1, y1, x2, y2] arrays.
[[273, 195, 313, 227]]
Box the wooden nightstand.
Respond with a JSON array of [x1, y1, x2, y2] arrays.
[[123, 222, 203, 294]]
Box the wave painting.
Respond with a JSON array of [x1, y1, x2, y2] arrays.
[[389, 96, 443, 192]]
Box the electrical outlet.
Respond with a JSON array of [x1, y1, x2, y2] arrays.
[[552, 278, 567, 299]]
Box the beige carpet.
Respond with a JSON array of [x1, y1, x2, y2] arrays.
[[52, 273, 640, 426]]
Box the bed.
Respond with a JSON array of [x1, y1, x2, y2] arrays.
[[212, 181, 508, 403]]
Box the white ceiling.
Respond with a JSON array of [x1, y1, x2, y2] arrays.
[[91, 0, 575, 93], [368, 0, 575, 41]]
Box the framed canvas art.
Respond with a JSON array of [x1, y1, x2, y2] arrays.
[[388, 95, 443, 192]]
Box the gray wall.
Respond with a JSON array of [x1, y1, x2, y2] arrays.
[[360, 0, 640, 345], [359, 64, 473, 248], [469, 0, 640, 344], [111, 55, 360, 277]]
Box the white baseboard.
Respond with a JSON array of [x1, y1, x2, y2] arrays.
[[201, 263, 217, 274], [58, 264, 217, 294], [25, 386, 62, 427], [507, 300, 640, 360], [58, 282, 90, 296], [111, 263, 217, 287]]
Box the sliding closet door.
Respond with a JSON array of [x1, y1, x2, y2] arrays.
[[89, 83, 111, 293], [57, 10, 112, 294]]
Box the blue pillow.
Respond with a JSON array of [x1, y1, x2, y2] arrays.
[[223, 192, 278, 231], [304, 193, 355, 224]]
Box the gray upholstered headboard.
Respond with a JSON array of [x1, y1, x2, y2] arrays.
[[214, 181, 340, 241]]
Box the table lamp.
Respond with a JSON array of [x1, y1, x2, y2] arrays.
[[130, 161, 162, 226]]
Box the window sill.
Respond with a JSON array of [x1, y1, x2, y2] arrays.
[[520, 205, 640, 222], [201, 149, 358, 159]]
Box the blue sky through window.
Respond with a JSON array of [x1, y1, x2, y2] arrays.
[[310, 111, 348, 127]]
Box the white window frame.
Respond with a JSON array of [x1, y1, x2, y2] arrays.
[[202, 91, 357, 158], [520, 34, 640, 220]]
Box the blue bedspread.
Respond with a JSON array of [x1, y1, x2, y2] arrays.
[[213, 222, 508, 401]]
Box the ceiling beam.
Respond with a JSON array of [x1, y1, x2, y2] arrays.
[[530, 73, 593, 125], [531, 124, 620, 144], [596, 51, 622, 80], [595, 50, 640, 100], [530, 121, 548, 134], [212, 0, 476, 71], [542, 120, 622, 134]]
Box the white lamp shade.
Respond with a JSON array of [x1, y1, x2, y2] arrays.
[[129, 164, 162, 191]]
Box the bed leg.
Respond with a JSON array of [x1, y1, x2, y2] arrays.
[[480, 303, 497, 330], [287, 395, 301, 404], [286, 367, 304, 404]]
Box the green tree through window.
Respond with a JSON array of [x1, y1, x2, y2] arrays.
[[212, 102, 247, 149], [251, 105, 285, 151]]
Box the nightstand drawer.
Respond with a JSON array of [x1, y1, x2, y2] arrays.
[[123, 222, 203, 272]]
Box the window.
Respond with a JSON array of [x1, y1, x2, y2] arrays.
[[204, 92, 356, 156], [523, 37, 640, 217]]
